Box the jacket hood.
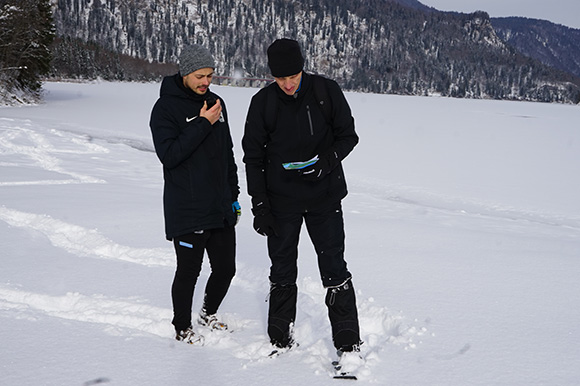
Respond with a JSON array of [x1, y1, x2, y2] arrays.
[[160, 74, 207, 102]]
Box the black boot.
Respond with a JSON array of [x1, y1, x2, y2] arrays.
[[267, 283, 297, 348], [325, 279, 361, 352]]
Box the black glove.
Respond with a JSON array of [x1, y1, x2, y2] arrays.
[[253, 212, 278, 237], [300, 152, 337, 181]]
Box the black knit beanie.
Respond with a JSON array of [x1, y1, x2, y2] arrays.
[[267, 38, 304, 77]]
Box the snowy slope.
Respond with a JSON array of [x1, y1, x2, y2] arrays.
[[1, 81, 579, 385]]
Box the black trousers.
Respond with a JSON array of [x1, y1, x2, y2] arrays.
[[267, 202, 360, 350], [268, 202, 351, 287], [171, 226, 236, 331]]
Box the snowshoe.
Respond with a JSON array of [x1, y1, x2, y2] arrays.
[[332, 348, 364, 380]]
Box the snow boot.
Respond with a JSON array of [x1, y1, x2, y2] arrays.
[[198, 310, 228, 331], [175, 326, 205, 345]]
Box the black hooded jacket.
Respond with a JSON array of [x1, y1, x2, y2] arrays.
[[150, 74, 239, 239], [242, 73, 358, 213]]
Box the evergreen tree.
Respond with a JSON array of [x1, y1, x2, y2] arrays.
[[0, 0, 55, 97]]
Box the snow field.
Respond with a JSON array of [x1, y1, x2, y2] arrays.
[[1, 81, 579, 385]]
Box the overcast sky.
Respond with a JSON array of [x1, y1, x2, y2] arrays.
[[419, 0, 580, 29]]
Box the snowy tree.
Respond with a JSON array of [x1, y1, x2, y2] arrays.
[[0, 0, 55, 97]]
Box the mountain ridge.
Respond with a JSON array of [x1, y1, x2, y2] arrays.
[[492, 16, 580, 79], [49, 0, 580, 103]]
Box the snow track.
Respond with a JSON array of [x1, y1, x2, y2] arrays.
[[0, 207, 174, 267], [0, 287, 173, 338], [0, 118, 106, 186], [348, 176, 580, 240]]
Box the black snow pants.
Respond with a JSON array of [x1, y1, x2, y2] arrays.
[[171, 226, 236, 331], [266, 202, 360, 351]]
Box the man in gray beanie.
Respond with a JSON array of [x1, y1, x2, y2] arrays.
[[242, 38, 362, 373], [150, 44, 240, 345]]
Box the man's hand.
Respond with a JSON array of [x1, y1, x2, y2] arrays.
[[299, 151, 339, 181], [300, 156, 329, 181], [200, 98, 222, 125], [253, 211, 278, 237]]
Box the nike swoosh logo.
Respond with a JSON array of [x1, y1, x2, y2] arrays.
[[186, 116, 197, 123]]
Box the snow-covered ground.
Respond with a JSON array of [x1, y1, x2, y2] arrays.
[[1, 81, 579, 385]]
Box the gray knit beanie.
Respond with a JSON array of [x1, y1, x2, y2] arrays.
[[179, 44, 215, 76]]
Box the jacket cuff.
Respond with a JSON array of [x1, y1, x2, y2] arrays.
[[251, 199, 270, 216]]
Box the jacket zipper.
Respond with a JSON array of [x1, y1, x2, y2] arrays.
[[306, 105, 314, 136]]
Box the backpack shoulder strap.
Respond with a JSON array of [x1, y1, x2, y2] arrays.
[[264, 82, 278, 133], [311, 74, 332, 125]]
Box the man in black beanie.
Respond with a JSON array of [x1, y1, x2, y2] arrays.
[[150, 44, 240, 345], [242, 39, 362, 361]]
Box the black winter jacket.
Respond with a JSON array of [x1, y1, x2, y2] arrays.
[[150, 74, 239, 239], [242, 73, 358, 213]]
